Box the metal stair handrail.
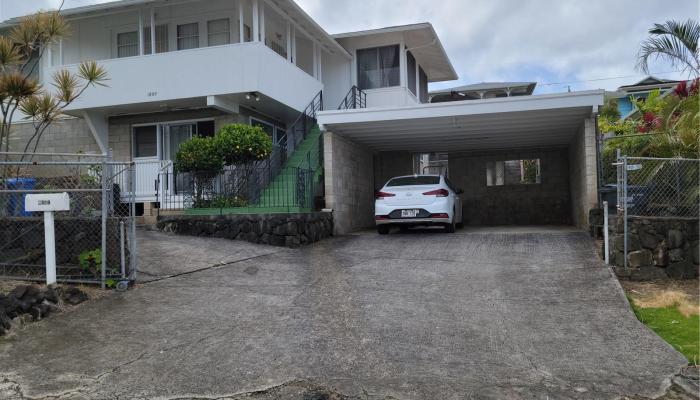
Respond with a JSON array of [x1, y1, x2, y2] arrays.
[[337, 86, 367, 110]]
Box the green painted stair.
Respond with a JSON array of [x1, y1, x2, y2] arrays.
[[185, 127, 323, 215]]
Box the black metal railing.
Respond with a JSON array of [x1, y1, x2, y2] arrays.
[[286, 90, 323, 151], [157, 164, 319, 213], [337, 86, 367, 110]]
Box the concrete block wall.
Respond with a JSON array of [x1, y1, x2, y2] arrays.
[[374, 151, 413, 187], [449, 148, 571, 225], [569, 117, 598, 229], [8, 118, 100, 155], [324, 131, 375, 234]]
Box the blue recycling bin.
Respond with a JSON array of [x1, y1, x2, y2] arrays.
[[5, 178, 37, 216]]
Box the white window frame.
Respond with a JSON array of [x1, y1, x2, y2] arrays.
[[176, 21, 201, 51], [144, 24, 169, 54], [114, 27, 140, 58], [355, 44, 402, 91], [207, 18, 231, 47], [132, 118, 216, 161]]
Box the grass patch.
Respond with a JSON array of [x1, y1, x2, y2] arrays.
[[630, 297, 700, 365]]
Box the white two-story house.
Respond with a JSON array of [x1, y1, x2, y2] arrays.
[[4, 0, 603, 234]]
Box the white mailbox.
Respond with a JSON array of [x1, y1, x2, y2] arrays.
[[25, 193, 70, 212], [24, 193, 70, 285]]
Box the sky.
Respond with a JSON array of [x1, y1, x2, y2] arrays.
[[1, 0, 698, 94]]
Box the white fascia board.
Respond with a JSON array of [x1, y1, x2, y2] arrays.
[[207, 96, 240, 114], [318, 90, 605, 126]]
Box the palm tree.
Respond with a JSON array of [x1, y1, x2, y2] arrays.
[[637, 20, 699, 77]]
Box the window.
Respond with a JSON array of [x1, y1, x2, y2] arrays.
[[117, 31, 139, 58], [413, 152, 448, 175], [196, 120, 216, 137], [387, 176, 441, 187], [177, 22, 199, 50], [419, 66, 428, 103], [487, 159, 541, 186], [208, 19, 230, 46], [357, 45, 400, 90], [407, 51, 417, 95], [251, 118, 284, 144], [133, 126, 158, 158], [145, 25, 169, 54]]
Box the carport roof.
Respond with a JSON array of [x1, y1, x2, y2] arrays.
[[317, 90, 604, 152]]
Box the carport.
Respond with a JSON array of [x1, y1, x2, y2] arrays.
[[317, 90, 604, 234]]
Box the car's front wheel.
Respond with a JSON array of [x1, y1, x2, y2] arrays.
[[377, 225, 390, 235]]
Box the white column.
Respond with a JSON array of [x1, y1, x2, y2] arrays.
[[58, 39, 64, 66], [150, 8, 156, 54], [399, 42, 407, 88], [252, 0, 259, 42], [260, 1, 265, 44], [286, 21, 292, 62], [415, 61, 421, 101], [318, 47, 322, 81], [138, 10, 144, 55], [238, 0, 244, 42], [312, 42, 318, 78], [291, 28, 296, 65]]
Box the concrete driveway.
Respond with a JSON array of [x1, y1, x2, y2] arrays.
[[0, 226, 687, 399]]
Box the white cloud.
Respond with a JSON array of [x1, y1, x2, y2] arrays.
[[3, 0, 697, 93]]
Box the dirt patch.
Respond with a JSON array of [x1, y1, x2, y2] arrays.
[[621, 279, 700, 316]]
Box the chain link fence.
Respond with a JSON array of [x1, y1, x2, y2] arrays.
[[616, 155, 699, 268], [0, 153, 137, 288]]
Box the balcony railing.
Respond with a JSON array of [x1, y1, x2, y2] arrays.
[[337, 86, 367, 110]]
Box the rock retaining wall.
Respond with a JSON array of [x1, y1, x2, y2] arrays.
[[608, 216, 699, 280], [156, 213, 333, 247]]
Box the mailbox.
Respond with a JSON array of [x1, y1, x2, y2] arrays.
[[25, 193, 70, 212], [24, 193, 70, 285]]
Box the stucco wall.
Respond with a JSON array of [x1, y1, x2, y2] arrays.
[[449, 148, 572, 226], [569, 117, 598, 228], [323, 131, 375, 234]]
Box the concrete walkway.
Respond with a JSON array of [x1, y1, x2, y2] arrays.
[[0, 227, 688, 399]]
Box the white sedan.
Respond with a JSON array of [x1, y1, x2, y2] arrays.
[[374, 174, 463, 234]]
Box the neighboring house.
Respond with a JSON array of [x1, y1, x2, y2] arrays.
[[2, 0, 603, 233], [428, 81, 537, 103], [610, 76, 680, 119]]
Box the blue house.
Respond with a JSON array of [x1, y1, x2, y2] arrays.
[[613, 76, 680, 119]]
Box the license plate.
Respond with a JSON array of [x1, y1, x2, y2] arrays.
[[401, 209, 419, 218]]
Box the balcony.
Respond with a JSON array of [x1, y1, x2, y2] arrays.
[[52, 42, 323, 115]]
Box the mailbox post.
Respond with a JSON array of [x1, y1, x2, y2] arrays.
[[25, 193, 70, 285]]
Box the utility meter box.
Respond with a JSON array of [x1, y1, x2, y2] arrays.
[[25, 193, 70, 212]]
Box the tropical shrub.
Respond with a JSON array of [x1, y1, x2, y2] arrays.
[[602, 80, 699, 159], [174, 135, 224, 173], [78, 248, 101, 276], [214, 124, 273, 166]]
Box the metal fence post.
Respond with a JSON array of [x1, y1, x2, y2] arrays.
[[622, 156, 628, 269], [130, 162, 137, 282], [100, 161, 108, 289], [603, 201, 609, 265]]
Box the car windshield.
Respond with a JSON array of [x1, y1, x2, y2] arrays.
[[387, 176, 440, 186]]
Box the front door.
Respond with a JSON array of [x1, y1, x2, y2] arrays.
[[163, 123, 194, 194]]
